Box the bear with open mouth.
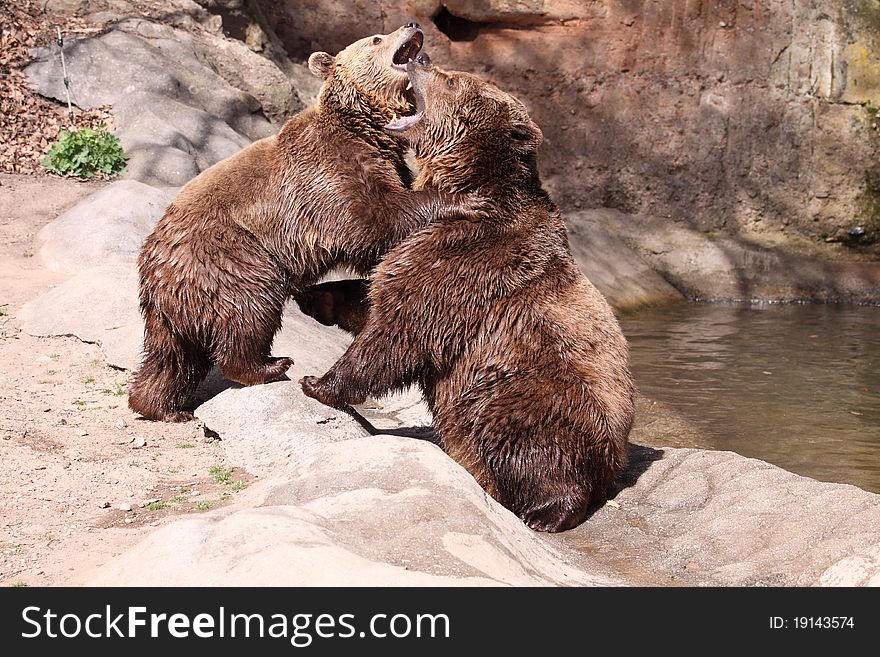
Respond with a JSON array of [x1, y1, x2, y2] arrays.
[[128, 24, 485, 423], [299, 62, 636, 533]]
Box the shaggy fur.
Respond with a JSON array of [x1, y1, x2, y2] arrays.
[[128, 26, 482, 422], [300, 65, 635, 532]]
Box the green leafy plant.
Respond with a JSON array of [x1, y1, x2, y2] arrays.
[[41, 126, 128, 178]]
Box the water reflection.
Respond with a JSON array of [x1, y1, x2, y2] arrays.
[[620, 302, 880, 493]]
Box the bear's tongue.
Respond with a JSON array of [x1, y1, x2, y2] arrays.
[[385, 61, 426, 133], [392, 31, 424, 67]]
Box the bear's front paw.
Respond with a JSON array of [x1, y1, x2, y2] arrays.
[[300, 375, 347, 409]]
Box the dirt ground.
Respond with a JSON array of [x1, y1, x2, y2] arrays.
[[0, 172, 252, 586]]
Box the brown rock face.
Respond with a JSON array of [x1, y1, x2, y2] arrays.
[[257, 0, 880, 249]]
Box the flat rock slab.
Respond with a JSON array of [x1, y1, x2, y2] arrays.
[[559, 446, 880, 586], [36, 180, 175, 274]]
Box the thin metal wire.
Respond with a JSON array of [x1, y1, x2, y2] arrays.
[[56, 26, 75, 127]]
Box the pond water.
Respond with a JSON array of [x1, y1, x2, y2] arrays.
[[619, 302, 880, 494]]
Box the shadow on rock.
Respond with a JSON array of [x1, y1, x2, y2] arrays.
[[347, 408, 441, 445], [580, 442, 662, 523], [616, 442, 665, 491]]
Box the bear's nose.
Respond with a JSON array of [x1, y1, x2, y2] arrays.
[[416, 52, 430, 66], [406, 21, 420, 29]]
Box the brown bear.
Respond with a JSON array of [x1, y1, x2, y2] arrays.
[[128, 24, 485, 422], [299, 63, 636, 532]]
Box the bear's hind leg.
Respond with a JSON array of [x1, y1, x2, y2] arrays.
[[474, 418, 594, 533], [212, 287, 292, 387], [517, 491, 591, 533], [205, 228, 294, 387], [220, 354, 293, 387], [128, 311, 212, 423]]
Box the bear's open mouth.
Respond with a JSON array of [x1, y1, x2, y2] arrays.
[[386, 61, 426, 133], [392, 31, 424, 69]]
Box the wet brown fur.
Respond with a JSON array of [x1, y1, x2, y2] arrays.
[[300, 67, 635, 532], [295, 278, 370, 335], [128, 27, 480, 422]]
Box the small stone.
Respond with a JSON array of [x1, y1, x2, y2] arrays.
[[76, 429, 89, 437], [115, 418, 127, 429], [35, 355, 52, 364], [34, 465, 47, 470], [124, 518, 133, 524], [118, 503, 132, 512], [606, 500, 621, 509], [141, 498, 159, 507], [133, 437, 147, 448], [719, 21, 727, 27], [42, 407, 51, 413], [99, 501, 110, 509]]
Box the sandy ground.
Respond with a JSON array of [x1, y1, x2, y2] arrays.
[[0, 173, 252, 586]]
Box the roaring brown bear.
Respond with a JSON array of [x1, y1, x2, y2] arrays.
[[299, 63, 635, 532], [128, 24, 483, 422]]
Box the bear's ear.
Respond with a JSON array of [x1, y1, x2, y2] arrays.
[[510, 116, 543, 153], [308, 52, 335, 79]]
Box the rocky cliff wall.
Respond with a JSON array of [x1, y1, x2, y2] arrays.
[[258, 0, 880, 251]]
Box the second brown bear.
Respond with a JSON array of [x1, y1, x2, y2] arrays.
[[300, 64, 636, 532]]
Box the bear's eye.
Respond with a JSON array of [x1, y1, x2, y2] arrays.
[[372, 36, 382, 45], [446, 78, 455, 89]]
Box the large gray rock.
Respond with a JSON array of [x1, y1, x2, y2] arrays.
[[560, 446, 880, 586], [576, 208, 880, 304], [113, 91, 252, 180], [19, 264, 142, 368], [196, 376, 432, 475], [84, 431, 880, 586], [25, 18, 289, 186], [87, 434, 617, 586], [36, 180, 175, 274], [565, 209, 683, 310]]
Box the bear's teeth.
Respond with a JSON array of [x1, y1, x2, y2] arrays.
[[406, 82, 413, 91]]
